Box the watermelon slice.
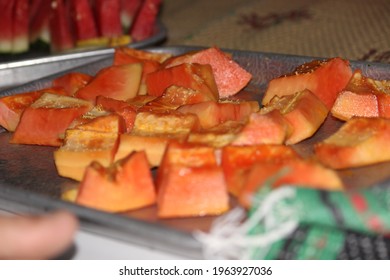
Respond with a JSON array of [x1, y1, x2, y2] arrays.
[[69, 0, 98, 41], [12, 0, 29, 53], [120, 0, 142, 32], [95, 0, 123, 37], [29, 0, 51, 44], [49, 0, 75, 52], [0, 0, 15, 53], [130, 0, 161, 41]]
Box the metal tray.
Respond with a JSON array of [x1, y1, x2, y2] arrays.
[[1, 46, 390, 259], [0, 21, 167, 90]]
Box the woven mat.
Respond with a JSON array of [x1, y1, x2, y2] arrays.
[[160, 0, 390, 63]]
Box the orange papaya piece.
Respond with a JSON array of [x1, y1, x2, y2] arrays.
[[156, 142, 229, 218], [221, 144, 299, 196], [75, 63, 142, 102], [177, 100, 258, 129], [52, 72, 93, 96], [11, 93, 92, 146], [263, 57, 352, 109], [231, 110, 291, 145], [331, 70, 390, 120], [164, 47, 252, 97], [96, 96, 137, 132], [238, 158, 344, 209], [145, 63, 218, 101], [76, 151, 156, 212], [314, 117, 390, 169], [262, 89, 329, 144]]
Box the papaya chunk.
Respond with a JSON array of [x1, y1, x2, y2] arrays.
[[331, 70, 390, 120], [11, 93, 92, 146], [231, 110, 291, 145], [0, 86, 71, 132], [0, 90, 43, 132], [54, 112, 124, 181], [75, 63, 142, 103], [177, 100, 258, 129], [163, 47, 252, 97], [77, 151, 156, 212], [145, 63, 218, 101], [261, 89, 329, 145], [113, 47, 165, 95], [314, 117, 390, 169], [263, 57, 352, 109], [157, 142, 229, 218], [238, 158, 344, 209], [132, 111, 199, 135], [221, 145, 299, 196], [187, 121, 244, 148], [96, 96, 137, 132], [115, 133, 187, 167], [52, 72, 93, 96]]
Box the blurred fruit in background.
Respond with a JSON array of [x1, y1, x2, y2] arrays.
[[0, 0, 162, 54]]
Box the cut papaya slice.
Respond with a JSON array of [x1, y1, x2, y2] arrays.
[[132, 111, 199, 135], [54, 113, 124, 181], [331, 70, 390, 120], [75, 63, 142, 103], [164, 47, 253, 98], [177, 100, 258, 129], [76, 151, 156, 212], [187, 120, 243, 148], [113, 47, 164, 95], [96, 96, 137, 132], [238, 158, 344, 209], [52, 72, 93, 96], [314, 117, 390, 169], [221, 144, 299, 196], [11, 93, 93, 146], [263, 58, 352, 109], [115, 133, 187, 167], [0, 91, 44, 132], [262, 89, 329, 145], [231, 110, 291, 146], [157, 142, 229, 218], [146, 63, 219, 100]]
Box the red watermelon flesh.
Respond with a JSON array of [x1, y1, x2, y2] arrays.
[[95, 0, 123, 37], [0, 0, 14, 53], [12, 0, 29, 53], [120, 0, 142, 32], [130, 0, 161, 41], [49, 0, 75, 52], [70, 0, 98, 41], [29, 0, 51, 44]]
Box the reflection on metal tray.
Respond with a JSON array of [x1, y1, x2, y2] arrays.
[[0, 21, 167, 90], [1, 46, 390, 259]]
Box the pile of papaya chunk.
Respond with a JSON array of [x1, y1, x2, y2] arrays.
[[1, 46, 389, 219]]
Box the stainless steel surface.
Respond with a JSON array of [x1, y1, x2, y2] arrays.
[[0, 21, 167, 90], [1, 46, 390, 258]]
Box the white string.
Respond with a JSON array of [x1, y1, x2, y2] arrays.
[[194, 186, 299, 259]]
